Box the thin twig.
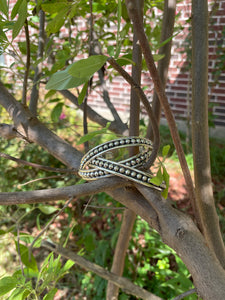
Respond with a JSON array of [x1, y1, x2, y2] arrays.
[[83, 205, 125, 210], [88, 4, 126, 130], [83, 96, 89, 152], [107, 57, 160, 170], [59, 89, 128, 135], [42, 240, 163, 300], [29, 197, 74, 258], [147, 0, 176, 139], [82, 195, 94, 214], [22, 19, 30, 105], [81, 0, 92, 152], [30, 9, 45, 115], [0, 152, 76, 174], [172, 288, 197, 300], [17, 175, 63, 187], [98, 67, 126, 127]]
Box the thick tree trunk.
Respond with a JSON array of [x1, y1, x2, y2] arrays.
[[191, 0, 225, 267], [137, 186, 225, 300]]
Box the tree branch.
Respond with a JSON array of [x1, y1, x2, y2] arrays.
[[107, 5, 144, 297], [97, 67, 128, 133], [59, 89, 128, 135], [0, 123, 26, 140], [22, 19, 30, 106], [29, 9, 45, 115], [172, 288, 196, 300], [147, 0, 176, 139], [125, 0, 198, 226], [0, 152, 75, 174], [29, 197, 74, 256], [0, 82, 83, 170], [88, 21, 127, 133], [0, 177, 128, 205], [107, 208, 136, 299], [42, 240, 163, 300], [136, 184, 225, 300], [107, 57, 160, 170]]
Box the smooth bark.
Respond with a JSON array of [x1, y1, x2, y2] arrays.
[[147, 0, 176, 138], [191, 0, 225, 267], [0, 81, 83, 170], [137, 186, 225, 300], [107, 4, 143, 297], [29, 9, 45, 115], [0, 177, 128, 205]]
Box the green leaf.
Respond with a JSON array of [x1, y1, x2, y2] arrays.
[[0, 0, 8, 16], [43, 288, 58, 300], [38, 205, 58, 215], [17, 234, 41, 248], [153, 54, 165, 62], [11, 0, 23, 19], [0, 276, 17, 296], [162, 145, 170, 157], [92, 2, 105, 13], [149, 168, 163, 186], [15, 243, 38, 272], [158, 34, 175, 49], [0, 28, 8, 42], [18, 203, 31, 209], [41, 2, 70, 14], [121, 2, 129, 21], [23, 267, 39, 278], [19, 233, 36, 244], [8, 286, 30, 300], [36, 213, 41, 230], [51, 102, 63, 123], [68, 55, 108, 79], [78, 81, 88, 105], [45, 8, 68, 35], [161, 166, 170, 199], [116, 54, 135, 66], [38, 252, 54, 282], [45, 89, 57, 99], [46, 68, 88, 90], [18, 41, 38, 54], [12, 0, 27, 39], [61, 259, 75, 273], [12, 269, 26, 283], [77, 122, 111, 145], [0, 229, 7, 235], [107, 45, 114, 57], [84, 233, 96, 251]]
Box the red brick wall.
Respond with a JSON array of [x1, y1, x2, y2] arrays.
[[88, 0, 225, 127], [3, 0, 225, 127]]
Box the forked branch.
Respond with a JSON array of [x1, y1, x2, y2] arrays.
[[125, 0, 198, 225]]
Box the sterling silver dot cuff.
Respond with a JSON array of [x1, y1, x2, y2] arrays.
[[78, 137, 165, 191]]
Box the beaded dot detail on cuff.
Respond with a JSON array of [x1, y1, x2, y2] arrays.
[[78, 137, 165, 191]]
